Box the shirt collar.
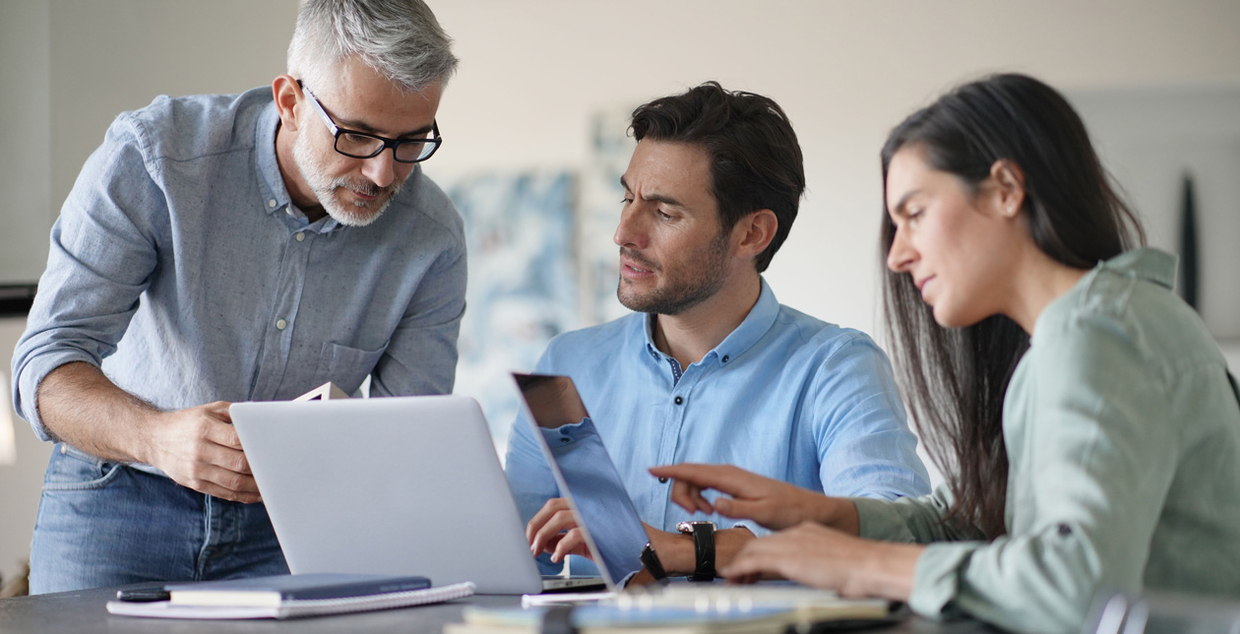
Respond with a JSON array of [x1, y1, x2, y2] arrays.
[[1032, 247, 1177, 343], [254, 101, 341, 234], [1097, 247, 1177, 289], [642, 277, 781, 367], [255, 102, 288, 216]]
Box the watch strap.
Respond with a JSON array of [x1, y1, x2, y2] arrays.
[[639, 541, 668, 581], [689, 522, 716, 581]]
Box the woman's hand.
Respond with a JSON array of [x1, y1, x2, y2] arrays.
[[649, 463, 858, 533], [723, 522, 923, 601]]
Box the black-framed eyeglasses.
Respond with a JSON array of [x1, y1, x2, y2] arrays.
[[298, 80, 442, 163]]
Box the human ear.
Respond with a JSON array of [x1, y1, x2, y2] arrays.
[[989, 159, 1026, 218], [272, 75, 303, 132], [734, 210, 777, 260]]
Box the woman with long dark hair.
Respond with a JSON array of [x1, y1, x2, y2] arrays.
[[651, 73, 1240, 633]]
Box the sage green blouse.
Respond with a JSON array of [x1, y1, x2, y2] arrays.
[[852, 248, 1240, 634]]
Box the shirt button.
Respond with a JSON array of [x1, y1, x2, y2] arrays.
[[268, 198, 277, 208], [658, 477, 669, 484], [276, 319, 288, 331], [295, 232, 305, 242], [722, 355, 730, 363], [673, 396, 683, 405]]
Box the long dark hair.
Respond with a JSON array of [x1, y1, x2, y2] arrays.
[[879, 73, 1145, 538]]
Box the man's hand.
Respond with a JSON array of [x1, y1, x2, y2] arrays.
[[37, 362, 260, 503], [721, 522, 921, 601], [649, 463, 858, 533], [526, 498, 592, 563], [144, 401, 260, 503]]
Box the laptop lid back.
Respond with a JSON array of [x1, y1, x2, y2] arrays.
[[512, 373, 653, 587], [230, 395, 543, 595]]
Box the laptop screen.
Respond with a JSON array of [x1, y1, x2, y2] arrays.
[[513, 373, 653, 585]]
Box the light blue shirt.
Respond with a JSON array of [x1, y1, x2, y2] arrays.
[[506, 279, 930, 572], [12, 88, 467, 460]]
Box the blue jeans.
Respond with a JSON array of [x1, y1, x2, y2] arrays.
[[29, 444, 288, 594]]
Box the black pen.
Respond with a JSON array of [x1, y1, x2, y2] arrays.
[[115, 588, 170, 602]]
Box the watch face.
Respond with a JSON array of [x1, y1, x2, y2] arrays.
[[677, 521, 715, 533]]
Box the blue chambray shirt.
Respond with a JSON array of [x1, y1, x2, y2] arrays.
[[506, 279, 930, 574], [12, 88, 467, 466]]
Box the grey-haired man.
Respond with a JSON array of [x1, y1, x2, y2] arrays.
[[12, 0, 465, 593]]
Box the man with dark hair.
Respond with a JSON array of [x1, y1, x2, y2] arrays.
[[506, 82, 929, 580], [12, 0, 464, 593]]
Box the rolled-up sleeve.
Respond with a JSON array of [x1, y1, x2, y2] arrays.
[[12, 116, 162, 440], [851, 485, 983, 543], [811, 336, 930, 501]]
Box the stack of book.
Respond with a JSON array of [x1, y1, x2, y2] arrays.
[[446, 585, 899, 634], [448, 604, 793, 634], [106, 573, 475, 620]]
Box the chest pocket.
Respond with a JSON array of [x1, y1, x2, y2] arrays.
[[315, 341, 388, 396]]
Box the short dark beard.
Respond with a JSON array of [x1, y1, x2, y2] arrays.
[[616, 228, 731, 315]]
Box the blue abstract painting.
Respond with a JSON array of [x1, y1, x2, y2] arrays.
[[445, 171, 580, 454]]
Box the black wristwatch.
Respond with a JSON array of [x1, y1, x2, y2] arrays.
[[639, 541, 668, 581], [676, 520, 716, 581]]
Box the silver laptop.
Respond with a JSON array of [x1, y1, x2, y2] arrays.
[[512, 373, 665, 591], [230, 395, 602, 595]]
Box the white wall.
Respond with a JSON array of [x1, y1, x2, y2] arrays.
[[1071, 86, 1240, 340], [426, 0, 1240, 336], [0, 1, 52, 284], [2, 0, 1239, 587]]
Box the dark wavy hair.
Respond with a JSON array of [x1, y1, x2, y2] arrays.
[[630, 81, 805, 273], [879, 73, 1145, 538]]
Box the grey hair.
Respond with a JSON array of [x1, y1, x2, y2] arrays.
[[288, 0, 458, 94]]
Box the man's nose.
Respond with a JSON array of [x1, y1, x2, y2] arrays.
[[360, 148, 398, 189], [613, 203, 648, 249]]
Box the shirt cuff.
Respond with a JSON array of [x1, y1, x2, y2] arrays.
[[15, 351, 99, 442], [908, 541, 979, 619], [727, 519, 769, 538], [850, 496, 917, 542]]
